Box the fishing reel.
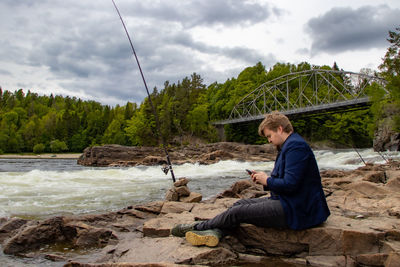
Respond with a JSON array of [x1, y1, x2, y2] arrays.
[[161, 164, 170, 175]]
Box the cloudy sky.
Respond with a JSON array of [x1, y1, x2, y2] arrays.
[[0, 0, 399, 106]]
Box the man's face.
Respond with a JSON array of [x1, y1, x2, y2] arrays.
[[262, 126, 285, 147]]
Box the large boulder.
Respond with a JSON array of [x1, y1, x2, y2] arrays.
[[373, 117, 400, 151], [77, 142, 276, 167]]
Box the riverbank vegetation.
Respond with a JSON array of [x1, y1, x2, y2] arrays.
[[0, 27, 398, 153]]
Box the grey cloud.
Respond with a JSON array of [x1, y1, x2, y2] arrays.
[[306, 5, 400, 54], [122, 0, 278, 28], [0, 0, 278, 105], [0, 69, 12, 76]]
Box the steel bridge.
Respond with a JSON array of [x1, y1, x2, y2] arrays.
[[213, 69, 387, 125]]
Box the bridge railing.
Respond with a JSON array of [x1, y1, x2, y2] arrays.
[[222, 69, 387, 124]]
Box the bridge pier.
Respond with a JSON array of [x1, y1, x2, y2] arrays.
[[215, 125, 226, 141]]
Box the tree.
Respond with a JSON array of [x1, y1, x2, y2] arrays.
[[102, 114, 126, 145], [50, 139, 68, 153], [376, 26, 400, 132], [33, 143, 46, 154]]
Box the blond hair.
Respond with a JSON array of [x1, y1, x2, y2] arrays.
[[258, 111, 293, 137]]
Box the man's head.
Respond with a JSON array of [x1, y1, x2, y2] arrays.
[[258, 111, 293, 146]]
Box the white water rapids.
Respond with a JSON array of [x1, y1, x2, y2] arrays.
[[0, 149, 399, 219]]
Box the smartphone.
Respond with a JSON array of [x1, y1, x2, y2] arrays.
[[245, 169, 253, 175]]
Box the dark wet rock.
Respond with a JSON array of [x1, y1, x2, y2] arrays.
[[3, 216, 65, 254], [373, 116, 400, 151], [0, 217, 29, 242], [180, 192, 202, 203]]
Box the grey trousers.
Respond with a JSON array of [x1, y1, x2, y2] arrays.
[[195, 198, 287, 232]]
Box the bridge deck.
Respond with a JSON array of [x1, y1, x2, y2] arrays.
[[212, 97, 370, 125]]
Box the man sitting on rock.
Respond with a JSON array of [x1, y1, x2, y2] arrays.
[[171, 111, 330, 247]]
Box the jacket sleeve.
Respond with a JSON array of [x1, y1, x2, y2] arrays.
[[266, 142, 310, 194]]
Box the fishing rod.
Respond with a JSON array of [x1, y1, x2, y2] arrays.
[[352, 145, 366, 166], [111, 0, 176, 183]]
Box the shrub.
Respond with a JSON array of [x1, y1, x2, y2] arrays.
[[33, 143, 46, 154], [50, 140, 68, 153]]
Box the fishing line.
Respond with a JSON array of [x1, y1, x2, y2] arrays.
[[111, 0, 176, 182]]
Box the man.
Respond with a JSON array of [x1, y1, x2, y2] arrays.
[[171, 111, 330, 247]]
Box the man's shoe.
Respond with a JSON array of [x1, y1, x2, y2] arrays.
[[171, 223, 197, 237], [185, 229, 222, 247]]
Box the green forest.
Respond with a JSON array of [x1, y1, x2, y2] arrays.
[[0, 27, 399, 154]]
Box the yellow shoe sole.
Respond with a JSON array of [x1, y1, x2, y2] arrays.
[[185, 231, 219, 247]]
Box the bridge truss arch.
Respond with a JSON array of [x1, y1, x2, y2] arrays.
[[215, 69, 387, 125]]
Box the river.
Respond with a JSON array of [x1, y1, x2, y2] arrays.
[[0, 149, 399, 220]]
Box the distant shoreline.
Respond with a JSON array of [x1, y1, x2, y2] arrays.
[[0, 153, 81, 159]]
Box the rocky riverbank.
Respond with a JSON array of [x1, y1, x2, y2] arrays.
[[1, 161, 400, 266], [77, 143, 276, 167]]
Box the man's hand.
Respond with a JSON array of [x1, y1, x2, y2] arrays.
[[250, 171, 268, 186]]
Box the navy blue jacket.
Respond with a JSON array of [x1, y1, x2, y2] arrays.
[[266, 133, 330, 230]]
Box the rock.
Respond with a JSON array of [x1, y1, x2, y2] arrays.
[[3, 216, 65, 254], [356, 253, 389, 266], [385, 252, 400, 267], [0, 217, 29, 242], [143, 213, 195, 238], [219, 179, 264, 198], [65, 262, 192, 267], [77, 142, 276, 167], [175, 186, 190, 197], [142, 156, 167, 165], [174, 178, 189, 187], [362, 171, 387, 183], [134, 201, 165, 214], [160, 202, 194, 214], [165, 188, 179, 201], [44, 253, 67, 262], [199, 150, 234, 162], [180, 192, 202, 203], [109, 236, 236, 266], [190, 200, 236, 221], [306, 255, 346, 267], [373, 117, 400, 151], [74, 227, 117, 248]]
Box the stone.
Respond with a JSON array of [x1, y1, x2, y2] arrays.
[[385, 252, 400, 267], [134, 201, 164, 214], [0, 217, 29, 242], [356, 253, 389, 266], [142, 212, 195, 237], [373, 116, 400, 151], [142, 156, 167, 165], [362, 171, 387, 183], [174, 178, 189, 187], [3, 216, 65, 254], [175, 186, 190, 197], [75, 227, 117, 248], [341, 229, 383, 256], [165, 188, 179, 201], [180, 192, 202, 203], [44, 253, 67, 262], [190, 203, 229, 221], [65, 262, 192, 267], [306, 255, 346, 267], [160, 202, 194, 214], [218, 179, 265, 199]]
